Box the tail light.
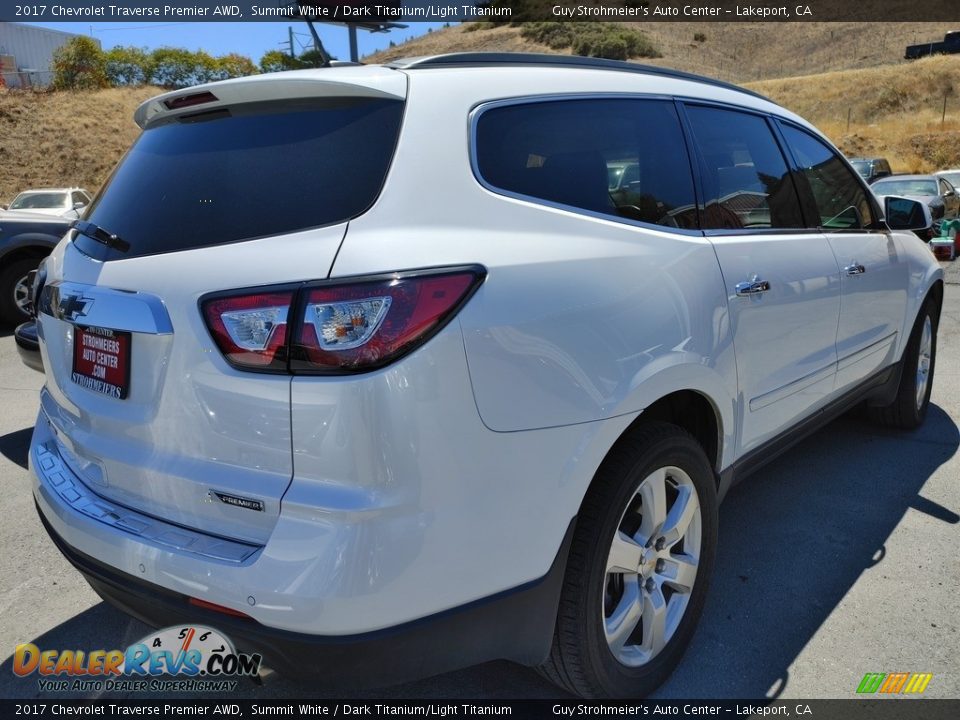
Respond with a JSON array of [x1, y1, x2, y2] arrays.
[[201, 266, 485, 375], [201, 291, 294, 371]]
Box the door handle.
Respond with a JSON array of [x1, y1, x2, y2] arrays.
[[735, 278, 771, 296], [844, 263, 866, 276]]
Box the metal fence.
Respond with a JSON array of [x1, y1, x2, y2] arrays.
[[0, 69, 54, 89]]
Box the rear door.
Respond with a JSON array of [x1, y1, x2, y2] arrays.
[[777, 123, 907, 393], [684, 104, 842, 455], [36, 72, 406, 544]]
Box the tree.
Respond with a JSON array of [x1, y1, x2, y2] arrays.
[[52, 36, 108, 90], [104, 46, 152, 86], [150, 47, 198, 88], [217, 53, 258, 80], [259, 50, 302, 74]]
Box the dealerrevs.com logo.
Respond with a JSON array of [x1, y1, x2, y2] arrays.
[[13, 625, 262, 692]]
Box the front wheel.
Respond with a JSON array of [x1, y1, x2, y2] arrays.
[[0, 257, 39, 325], [539, 423, 718, 698]]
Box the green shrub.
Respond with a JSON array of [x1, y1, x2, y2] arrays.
[[259, 50, 301, 74], [150, 48, 199, 88], [52, 37, 108, 90], [104, 46, 152, 86], [520, 22, 661, 61], [694, 33, 707, 42]]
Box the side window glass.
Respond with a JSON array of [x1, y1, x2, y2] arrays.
[[684, 105, 804, 230], [475, 98, 699, 230], [780, 125, 874, 230]]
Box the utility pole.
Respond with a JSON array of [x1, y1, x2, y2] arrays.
[[288, 26, 295, 58], [348, 24, 359, 63]]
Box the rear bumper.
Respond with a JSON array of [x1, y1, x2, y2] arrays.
[[14, 320, 43, 373], [36, 500, 573, 686], [30, 405, 580, 685]]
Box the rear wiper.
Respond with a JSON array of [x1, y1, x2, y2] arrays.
[[71, 219, 130, 253]]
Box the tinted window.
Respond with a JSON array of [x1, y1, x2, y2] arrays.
[[475, 99, 698, 230], [71, 191, 87, 206], [780, 125, 874, 229], [685, 105, 804, 230], [76, 97, 404, 261], [850, 160, 870, 179], [11, 192, 68, 210]]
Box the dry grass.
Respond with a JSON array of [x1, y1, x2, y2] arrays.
[[366, 22, 953, 84], [748, 55, 960, 172], [0, 85, 155, 204], [3, 23, 960, 202]]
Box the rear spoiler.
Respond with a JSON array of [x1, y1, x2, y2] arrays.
[[134, 66, 407, 129]]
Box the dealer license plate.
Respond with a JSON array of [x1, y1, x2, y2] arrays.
[[71, 326, 131, 399]]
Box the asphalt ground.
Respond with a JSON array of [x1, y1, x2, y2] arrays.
[[0, 265, 958, 701]]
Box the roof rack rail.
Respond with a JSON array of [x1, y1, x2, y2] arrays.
[[386, 53, 770, 102]]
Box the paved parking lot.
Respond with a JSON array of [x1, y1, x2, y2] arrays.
[[1, 277, 958, 700]]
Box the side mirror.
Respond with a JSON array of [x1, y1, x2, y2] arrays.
[[73, 202, 86, 210], [885, 196, 930, 231]]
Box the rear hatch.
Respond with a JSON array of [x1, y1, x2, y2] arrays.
[[35, 68, 406, 544]]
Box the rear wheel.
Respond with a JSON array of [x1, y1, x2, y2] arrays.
[[868, 301, 938, 430], [0, 257, 39, 325], [540, 423, 718, 698]]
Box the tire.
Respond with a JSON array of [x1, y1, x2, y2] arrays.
[[539, 423, 718, 698], [868, 300, 938, 430], [0, 257, 39, 326]]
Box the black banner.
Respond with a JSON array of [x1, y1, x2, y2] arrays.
[[3, 1, 960, 24], [2, 700, 960, 718]]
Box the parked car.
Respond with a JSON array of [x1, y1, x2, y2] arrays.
[[871, 174, 960, 235], [0, 214, 70, 324], [2, 187, 92, 220], [848, 157, 892, 183], [27, 54, 941, 699], [935, 168, 960, 188]]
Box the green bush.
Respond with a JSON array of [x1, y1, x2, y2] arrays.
[[520, 22, 661, 61], [150, 47, 200, 88], [52, 36, 108, 90], [216, 53, 258, 80], [104, 46, 152, 86], [694, 33, 707, 43], [259, 50, 301, 74]]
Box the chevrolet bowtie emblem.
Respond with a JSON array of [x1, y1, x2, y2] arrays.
[[58, 293, 92, 322]]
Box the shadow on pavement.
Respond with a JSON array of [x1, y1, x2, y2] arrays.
[[0, 427, 32, 470], [1, 407, 957, 700], [657, 404, 959, 699]]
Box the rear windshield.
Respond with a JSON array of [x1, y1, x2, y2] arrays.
[[75, 97, 404, 261], [871, 178, 938, 197]]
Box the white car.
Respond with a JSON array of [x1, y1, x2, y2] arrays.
[[28, 54, 941, 698], [3, 187, 91, 220]]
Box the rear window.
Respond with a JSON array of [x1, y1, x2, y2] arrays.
[[75, 97, 404, 261], [474, 98, 699, 230]]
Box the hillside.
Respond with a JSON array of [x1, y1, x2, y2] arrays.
[[3, 22, 960, 203], [0, 86, 155, 204], [367, 21, 953, 84], [750, 55, 960, 172]]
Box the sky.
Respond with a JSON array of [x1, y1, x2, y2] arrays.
[[28, 21, 445, 64]]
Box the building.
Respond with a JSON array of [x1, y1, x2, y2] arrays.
[[0, 22, 100, 88]]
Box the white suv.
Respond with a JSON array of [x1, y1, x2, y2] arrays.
[[29, 54, 941, 698]]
